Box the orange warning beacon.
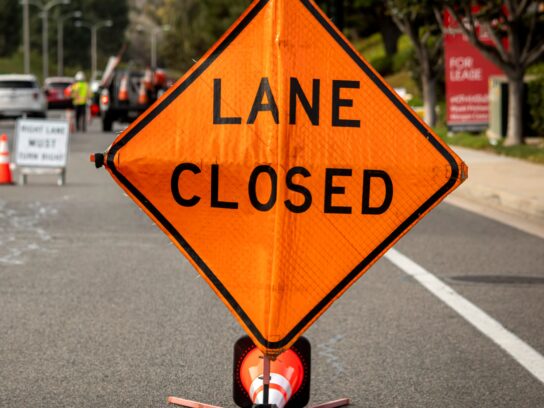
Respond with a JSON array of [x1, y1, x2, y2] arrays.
[[167, 336, 349, 408], [233, 336, 311, 408]]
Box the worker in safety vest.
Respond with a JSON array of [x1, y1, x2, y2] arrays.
[[71, 71, 90, 132]]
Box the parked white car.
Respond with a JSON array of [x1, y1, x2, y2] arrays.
[[0, 74, 47, 119]]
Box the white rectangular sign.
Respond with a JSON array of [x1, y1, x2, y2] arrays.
[[15, 119, 69, 168]]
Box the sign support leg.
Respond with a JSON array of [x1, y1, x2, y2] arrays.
[[262, 354, 271, 405], [310, 398, 351, 408], [58, 169, 66, 186], [167, 396, 223, 408]]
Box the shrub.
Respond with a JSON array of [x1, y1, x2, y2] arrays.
[[369, 55, 394, 76], [527, 66, 544, 136]]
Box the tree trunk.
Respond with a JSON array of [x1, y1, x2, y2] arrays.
[[333, 0, 345, 31], [422, 74, 437, 127], [504, 74, 525, 146], [380, 19, 401, 56]]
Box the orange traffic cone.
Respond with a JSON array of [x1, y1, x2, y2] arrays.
[[118, 73, 129, 102], [138, 81, 148, 105], [143, 67, 153, 91], [240, 348, 304, 408], [0, 133, 13, 185]]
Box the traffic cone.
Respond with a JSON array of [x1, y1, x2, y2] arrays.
[[118, 73, 129, 102], [240, 348, 304, 408], [138, 81, 148, 105], [144, 67, 153, 91], [0, 133, 13, 185]]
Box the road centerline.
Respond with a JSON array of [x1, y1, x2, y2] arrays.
[[385, 248, 544, 385]]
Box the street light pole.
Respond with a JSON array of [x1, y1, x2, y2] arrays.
[[57, 17, 63, 76], [42, 9, 48, 79], [57, 11, 82, 76], [24, 0, 70, 80], [140, 25, 170, 69], [91, 25, 97, 78], [23, 1, 30, 74], [75, 19, 113, 80], [151, 28, 157, 69]]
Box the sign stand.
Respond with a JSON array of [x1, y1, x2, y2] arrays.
[[94, 0, 466, 406], [167, 394, 351, 407], [19, 167, 66, 186], [167, 396, 350, 408], [167, 349, 350, 408]]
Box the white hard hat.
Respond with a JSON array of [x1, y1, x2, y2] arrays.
[[75, 71, 85, 81]]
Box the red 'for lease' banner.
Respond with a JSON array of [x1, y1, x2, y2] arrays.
[[444, 11, 504, 130]]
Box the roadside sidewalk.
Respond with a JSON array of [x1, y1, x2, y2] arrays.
[[449, 146, 544, 223]]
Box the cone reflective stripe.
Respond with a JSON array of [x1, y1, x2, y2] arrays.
[[240, 348, 303, 408], [0, 134, 13, 184], [144, 68, 153, 90], [250, 373, 293, 406], [118, 74, 129, 101]]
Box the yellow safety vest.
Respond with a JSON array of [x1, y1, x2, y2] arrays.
[[72, 81, 89, 106]]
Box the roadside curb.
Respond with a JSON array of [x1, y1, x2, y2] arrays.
[[452, 183, 544, 221], [450, 146, 544, 223]]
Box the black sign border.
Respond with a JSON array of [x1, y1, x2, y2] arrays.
[[107, 0, 459, 351]]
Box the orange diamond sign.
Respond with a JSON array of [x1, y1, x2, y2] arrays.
[[102, 0, 467, 355]]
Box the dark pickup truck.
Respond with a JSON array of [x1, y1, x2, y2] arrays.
[[99, 70, 151, 131], [97, 51, 170, 131]]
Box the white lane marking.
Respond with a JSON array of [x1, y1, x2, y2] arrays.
[[385, 248, 544, 385]]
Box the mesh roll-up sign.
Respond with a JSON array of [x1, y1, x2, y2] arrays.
[[102, 0, 467, 355]]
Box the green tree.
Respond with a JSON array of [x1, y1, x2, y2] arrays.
[[157, 0, 250, 73], [20, 0, 128, 77], [316, 0, 345, 30], [317, 0, 402, 56], [0, 0, 21, 57], [60, 0, 129, 75], [445, 1, 544, 146], [387, 0, 443, 126], [353, 0, 402, 56]]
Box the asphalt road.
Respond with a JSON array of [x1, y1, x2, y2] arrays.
[[1, 115, 543, 407]]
